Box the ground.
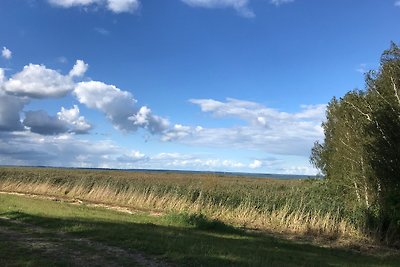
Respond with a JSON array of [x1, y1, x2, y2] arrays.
[[0, 192, 399, 267]]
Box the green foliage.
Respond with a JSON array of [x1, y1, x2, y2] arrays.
[[311, 43, 400, 244]]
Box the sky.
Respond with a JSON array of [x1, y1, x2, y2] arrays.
[[0, 0, 399, 175]]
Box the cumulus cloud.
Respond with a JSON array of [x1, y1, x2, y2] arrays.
[[128, 106, 170, 134], [2, 47, 12, 59], [0, 59, 166, 137], [74, 81, 169, 133], [57, 105, 92, 133], [3, 63, 76, 98], [48, 0, 140, 13], [69, 60, 88, 77], [181, 0, 254, 17], [164, 98, 325, 156], [22, 105, 91, 135], [270, 0, 294, 6]]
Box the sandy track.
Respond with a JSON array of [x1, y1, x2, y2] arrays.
[[0, 190, 164, 216]]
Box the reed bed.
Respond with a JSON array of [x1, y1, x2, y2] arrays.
[[0, 167, 364, 240]]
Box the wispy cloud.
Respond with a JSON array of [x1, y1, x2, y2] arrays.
[[395, 1, 400, 7], [48, 0, 140, 13], [163, 98, 325, 157], [94, 27, 110, 35], [181, 0, 255, 18], [270, 0, 294, 7]]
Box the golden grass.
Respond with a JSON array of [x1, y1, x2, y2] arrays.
[[0, 174, 364, 242]]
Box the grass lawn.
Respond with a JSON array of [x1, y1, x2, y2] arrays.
[[0, 193, 399, 266]]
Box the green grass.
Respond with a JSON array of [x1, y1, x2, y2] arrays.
[[1, 193, 399, 266]]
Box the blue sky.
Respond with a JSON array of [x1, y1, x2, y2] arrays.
[[0, 0, 399, 174]]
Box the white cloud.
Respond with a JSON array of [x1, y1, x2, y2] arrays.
[[181, 0, 254, 17], [107, 0, 140, 13], [395, 1, 400, 7], [190, 98, 325, 126], [249, 159, 262, 169], [69, 60, 88, 77], [270, 0, 294, 6], [164, 98, 325, 156], [128, 106, 170, 134], [116, 150, 147, 164], [3, 63, 75, 98], [162, 124, 202, 141], [74, 81, 169, 133], [2, 47, 12, 59], [57, 105, 92, 133], [48, 0, 101, 8], [74, 80, 138, 131], [0, 59, 167, 136], [23, 105, 91, 135], [150, 152, 245, 170], [48, 0, 140, 13], [278, 165, 317, 175]]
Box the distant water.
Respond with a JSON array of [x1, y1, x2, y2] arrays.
[[123, 168, 317, 180], [9, 165, 318, 180]]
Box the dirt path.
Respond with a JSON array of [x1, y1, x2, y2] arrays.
[[0, 216, 171, 267], [0, 190, 164, 216]]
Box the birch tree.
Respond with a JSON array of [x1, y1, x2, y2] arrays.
[[311, 43, 400, 239]]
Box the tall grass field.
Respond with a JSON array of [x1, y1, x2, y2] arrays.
[[0, 167, 366, 242]]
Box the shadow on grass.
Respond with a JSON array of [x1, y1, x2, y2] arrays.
[[1, 211, 399, 267], [165, 212, 243, 234]]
